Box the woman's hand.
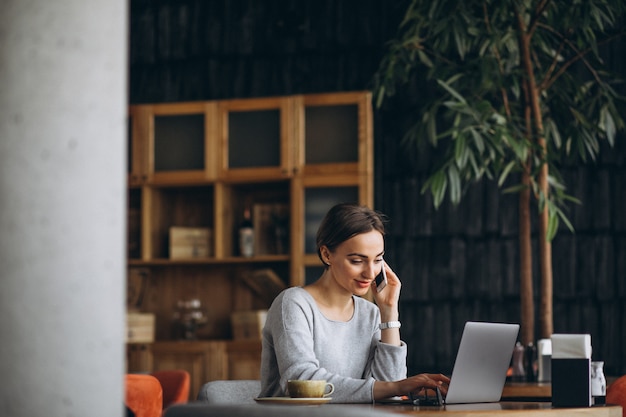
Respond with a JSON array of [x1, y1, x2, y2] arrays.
[[372, 261, 401, 321], [399, 373, 450, 397], [374, 373, 451, 400]]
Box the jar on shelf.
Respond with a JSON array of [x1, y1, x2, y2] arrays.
[[591, 361, 606, 405], [172, 298, 208, 340]]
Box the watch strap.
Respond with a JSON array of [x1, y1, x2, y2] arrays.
[[379, 321, 401, 330]]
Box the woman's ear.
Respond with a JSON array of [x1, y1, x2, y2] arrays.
[[320, 246, 331, 266]]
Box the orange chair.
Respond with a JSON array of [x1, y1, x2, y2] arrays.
[[125, 374, 163, 417], [150, 370, 191, 410], [607, 375, 626, 417]]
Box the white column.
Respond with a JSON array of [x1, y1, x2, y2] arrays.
[[0, 1, 128, 416]]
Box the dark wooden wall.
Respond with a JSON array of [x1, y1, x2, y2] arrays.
[[129, 0, 626, 377]]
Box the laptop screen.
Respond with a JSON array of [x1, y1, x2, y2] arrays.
[[444, 321, 520, 404]]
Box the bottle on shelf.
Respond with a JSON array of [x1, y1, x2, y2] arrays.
[[591, 360, 606, 405], [239, 208, 254, 257]]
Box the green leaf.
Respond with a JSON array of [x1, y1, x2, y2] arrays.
[[454, 134, 467, 167], [498, 161, 516, 187], [425, 170, 448, 209], [557, 207, 575, 234], [470, 128, 485, 153], [546, 119, 562, 150], [437, 79, 467, 105], [426, 111, 438, 145], [546, 209, 559, 241], [448, 164, 462, 204], [417, 50, 434, 68], [503, 184, 528, 194], [375, 86, 385, 109], [601, 105, 616, 143]]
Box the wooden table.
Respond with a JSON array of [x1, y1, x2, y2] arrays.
[[366, 402, 622, 417]]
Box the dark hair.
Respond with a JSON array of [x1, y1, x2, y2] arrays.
[[316, 203, 387, 266]]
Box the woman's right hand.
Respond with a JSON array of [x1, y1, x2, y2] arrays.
[[374, 373, 450, 400], [399, 373, 450, 397]]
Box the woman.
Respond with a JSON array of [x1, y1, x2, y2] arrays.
[[259, 203, 449, 402]]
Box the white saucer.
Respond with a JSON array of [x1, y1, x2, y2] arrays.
[[254, 397, 332, 405]]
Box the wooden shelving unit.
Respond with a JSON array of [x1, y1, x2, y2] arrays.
[[126, 91, 373, 396]]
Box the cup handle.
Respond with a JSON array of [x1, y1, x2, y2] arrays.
[[323, 382, 335, 397]]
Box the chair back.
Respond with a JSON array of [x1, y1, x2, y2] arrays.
[[197, 380, 261, 404], [607, 375, 626, 417], [125, 374, 163, 417], [151, 370, 191, 409]]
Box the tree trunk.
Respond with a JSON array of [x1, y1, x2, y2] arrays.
[[517, 8, 554, 340], [518, 167, 534, 345], [537, 177, 553, 338]]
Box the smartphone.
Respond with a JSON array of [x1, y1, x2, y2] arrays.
[[375, 260, 388, 292]]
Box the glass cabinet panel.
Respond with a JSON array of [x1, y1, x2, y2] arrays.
[[304, 186, 359, 254], [228, 109, 280, 169], [305, 104, 358, 164], [154, 114, 205, 172]]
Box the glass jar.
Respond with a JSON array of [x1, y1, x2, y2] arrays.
[[172, 298, 208, 340], [591, 361, 606, 405]]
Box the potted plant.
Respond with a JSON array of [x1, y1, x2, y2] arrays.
[[373, 0, 626, 344]]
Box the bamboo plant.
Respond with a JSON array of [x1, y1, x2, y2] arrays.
[[373, 0, 626, 344]]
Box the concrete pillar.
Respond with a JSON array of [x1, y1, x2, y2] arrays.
[[0, 1, 128, 416]]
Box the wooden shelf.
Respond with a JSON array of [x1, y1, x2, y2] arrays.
[[502, 382, 551, 400], [128, 255, 290, 267]]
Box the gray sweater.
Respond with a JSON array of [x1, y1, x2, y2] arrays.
[[259, 287, 407, 403]]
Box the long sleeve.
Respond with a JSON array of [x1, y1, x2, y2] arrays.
[[259, 287, 406, 403]]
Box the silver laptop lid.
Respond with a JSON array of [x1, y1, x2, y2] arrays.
[[444, 321, 519, 404]]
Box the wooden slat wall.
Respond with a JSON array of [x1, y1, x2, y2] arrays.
[[129, 0, 626, 377]]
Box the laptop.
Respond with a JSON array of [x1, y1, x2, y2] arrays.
[[444, 321, 520, 404]]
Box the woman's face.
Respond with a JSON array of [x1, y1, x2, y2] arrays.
[[323, 230, 385, 296]]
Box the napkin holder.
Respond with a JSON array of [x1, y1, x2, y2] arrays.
[[551, 334, 592, 407]]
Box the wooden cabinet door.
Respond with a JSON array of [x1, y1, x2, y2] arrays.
[[227, 341, 262, 380], [126, 343, 153, 373], [151, 341, 228, 401], [218, 96, 295, 181], [295, 91, 373, 177], [129, 102, 219, 185]]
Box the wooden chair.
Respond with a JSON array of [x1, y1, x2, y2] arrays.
[[150, 370, 191, 410], [607, 375, 626, 417]]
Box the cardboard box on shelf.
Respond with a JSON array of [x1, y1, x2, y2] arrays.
[[126, 312, 155, 343], [169, 226, 212, 259]]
